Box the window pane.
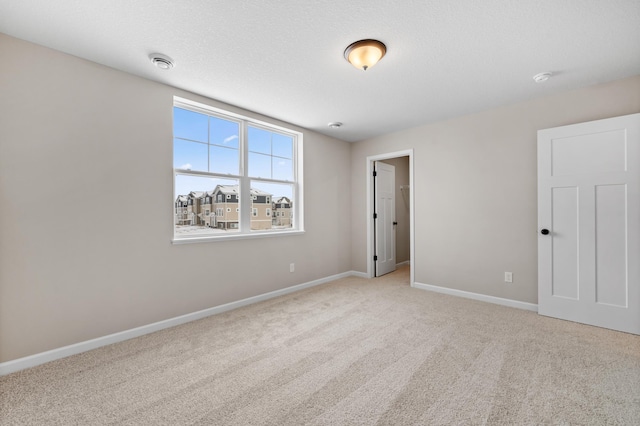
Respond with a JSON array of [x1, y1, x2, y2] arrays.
[[173, 102, 301, 240], [248, 126, 271, 154], [173, 107, 208, 142], [272, 133, 293, 159], [174, 175, 240, 236], [251, 181, 294, 230], [272, 158, 293, 181], [249, 152, 271, 178], [210, 116, 239, 148], [210, 145, 239, 175], [174, 139, 208, 171]]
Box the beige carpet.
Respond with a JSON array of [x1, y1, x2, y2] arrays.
[[1, 266, 639, 425]]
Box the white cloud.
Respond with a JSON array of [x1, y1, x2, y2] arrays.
[[278, 160, 285, 166], [180, 163, 192, 170], [223, 135, 238, 144]]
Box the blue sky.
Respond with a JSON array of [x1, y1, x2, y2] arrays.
[[173, 107, 294, 200]]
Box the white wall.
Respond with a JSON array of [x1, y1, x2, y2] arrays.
[[2, 32, 639, 364], [351, 75, 640, 304], [0, 34, 352, 363]]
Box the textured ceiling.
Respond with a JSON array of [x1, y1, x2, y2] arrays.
[[1, 0, 639, 142]]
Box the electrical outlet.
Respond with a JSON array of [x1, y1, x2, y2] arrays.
[[290, 263, 295, 273], [504, 272, 513, 283]]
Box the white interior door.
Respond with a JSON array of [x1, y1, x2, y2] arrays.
[[375, 161, 396, 277], [538, 113, 640, 335]]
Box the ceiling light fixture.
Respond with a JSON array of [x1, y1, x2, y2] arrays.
[[328, 122, 343, 128], [533, 72, 552, 83], [344, 39, 386, 71], [150, 53, 175, 70]]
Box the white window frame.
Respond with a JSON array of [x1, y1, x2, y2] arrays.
[[172, 97, 304, 243]]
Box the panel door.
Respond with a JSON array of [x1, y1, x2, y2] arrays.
[[375, 161, 396, 277], [538, 113, 640, 334]]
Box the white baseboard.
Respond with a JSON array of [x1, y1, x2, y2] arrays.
[[396, 260, 410, 267], [350, 271, 369, 279], [0, 271, 362, 376], [412, 282, 538, 312]]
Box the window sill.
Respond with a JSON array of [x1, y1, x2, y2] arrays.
[[171, 229, 305, 244]]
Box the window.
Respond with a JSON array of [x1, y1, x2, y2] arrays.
[[173, 97, 303, 241]]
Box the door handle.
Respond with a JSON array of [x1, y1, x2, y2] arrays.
[[541, 229, 550, 235], [393, 221, 398, 225]]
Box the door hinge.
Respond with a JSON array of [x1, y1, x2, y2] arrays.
[[373, 255, 378, 261], [373, 171, 377, 177], [373, 213, 377, 219]]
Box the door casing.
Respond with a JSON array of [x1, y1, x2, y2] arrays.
[[366, 150, 414, 284]]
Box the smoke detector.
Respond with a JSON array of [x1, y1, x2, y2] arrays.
[[328, 122, 343, 128], [533, 72, 552, 83], [150, 53, 175, 70]]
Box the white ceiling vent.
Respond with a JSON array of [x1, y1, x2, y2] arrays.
[[533, 72, 552, 83], [150, 53, 175, 70]]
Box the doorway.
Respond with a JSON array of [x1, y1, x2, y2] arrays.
[[366, 150, 414, 284]]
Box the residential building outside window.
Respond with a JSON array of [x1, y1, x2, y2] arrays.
[[173, 97, 303, 241]]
